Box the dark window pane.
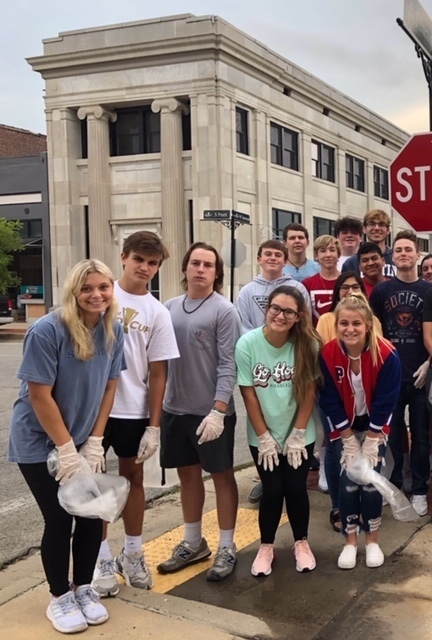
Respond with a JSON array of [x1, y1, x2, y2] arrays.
[[272, 208, 301, 239]]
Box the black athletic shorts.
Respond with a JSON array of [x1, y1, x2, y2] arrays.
[[103, 417, 150, 458], [160, 411, 236, 474]]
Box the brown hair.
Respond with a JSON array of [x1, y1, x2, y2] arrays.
[[363, 209, 391, 227], [267, 285, 322, 404], [283, 222, 309, 242], [181, 242, 224, 293], [392, 229, 419, 250], [122, 230, 169, 264], [258, 239, 288, 260]]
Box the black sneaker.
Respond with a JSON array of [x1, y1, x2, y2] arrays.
[[157, 537, 211, 574], [248, 481, 263, 503]]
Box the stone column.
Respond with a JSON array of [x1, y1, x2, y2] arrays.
[[151, 98, 188, 301], [77, 105, 117, 269]]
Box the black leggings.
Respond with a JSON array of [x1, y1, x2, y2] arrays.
[[19, 463, 103, 597], [250, 443, 314, 544]]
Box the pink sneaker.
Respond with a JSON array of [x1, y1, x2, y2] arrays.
[[251, 544, 274, 576], [293, 539, 316, 573]]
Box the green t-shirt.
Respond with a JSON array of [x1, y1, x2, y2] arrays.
[[235, 327, 318, 449]]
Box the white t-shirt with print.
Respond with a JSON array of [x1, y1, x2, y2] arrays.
[[110, 281, 179, 419]]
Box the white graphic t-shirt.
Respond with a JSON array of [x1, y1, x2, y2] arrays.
[[111, 282, 179, 419]]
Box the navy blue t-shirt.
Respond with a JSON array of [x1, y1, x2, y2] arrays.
[[370, 277, 431, 380]]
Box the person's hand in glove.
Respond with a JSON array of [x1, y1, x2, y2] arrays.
[[55, 439, 83, 485], [283, 428, 308, 469], [79, 436, 105, 473], [340, 433, 361, 469], [196, 409, 225, 444], [413, 359, 430, 389], [257, 431, 281, 472], [135, 426, 159, 464], [362, 435, 380, 468]]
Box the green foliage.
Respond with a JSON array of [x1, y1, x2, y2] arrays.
[[0, 218, 23, 294]]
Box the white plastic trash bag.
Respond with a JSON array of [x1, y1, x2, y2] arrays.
[[346, 453, 418, 522], [144, 453, 179, 488], [47, 450, 130, 523]]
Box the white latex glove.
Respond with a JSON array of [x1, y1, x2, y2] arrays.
[[413, 359, 430, 389], [196, 409, 225, 444], [136, 426, 160, 464], [362, 435, 380, 469], [79, 436, 105, 473], [340, 434, 361, 469], [55, 439, 83, 485], [283, 428, 308, 469], [257, 431, 281, 472]]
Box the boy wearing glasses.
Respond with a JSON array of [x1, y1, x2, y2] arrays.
[[342, 210, 395, 278]]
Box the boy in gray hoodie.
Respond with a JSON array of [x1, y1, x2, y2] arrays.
[[236, 240, 311, 332]]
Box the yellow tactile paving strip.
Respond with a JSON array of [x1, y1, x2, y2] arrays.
[[122, 508, 288, 593]]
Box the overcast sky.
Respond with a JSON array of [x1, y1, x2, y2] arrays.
[[2, 0, 432, 135]]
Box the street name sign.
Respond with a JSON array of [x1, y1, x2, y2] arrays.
[[231, 211, 251, 224], [203, 209, 231, 221]]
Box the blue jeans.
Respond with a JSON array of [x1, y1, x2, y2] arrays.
[[339, 443, 385, 537], [389, 381, 430, 495]]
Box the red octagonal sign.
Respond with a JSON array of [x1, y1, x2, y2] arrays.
[[390, 132, 432, 232]]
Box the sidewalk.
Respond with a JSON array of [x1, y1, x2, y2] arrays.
[[0, 321, 28, 340], [1, 466, 432, 639]]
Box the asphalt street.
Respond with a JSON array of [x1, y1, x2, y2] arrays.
[[0, 340, 250, 566]]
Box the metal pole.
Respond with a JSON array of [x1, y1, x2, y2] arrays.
[[230, 216, 236, 303]]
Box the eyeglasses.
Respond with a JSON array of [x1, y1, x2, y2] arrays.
[[268, 304, 298, 319], [340, 284, 362, 292], [365, 222, 389, 229]]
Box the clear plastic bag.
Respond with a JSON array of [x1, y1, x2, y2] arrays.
[[346, 453, 418, 522], [144, 453, 179, 488], [47, 449, 130, 523]]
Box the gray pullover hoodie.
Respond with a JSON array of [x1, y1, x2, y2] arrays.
[[236, 274, 311, 332]]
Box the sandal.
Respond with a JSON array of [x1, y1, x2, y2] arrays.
[[329, 509, 342, 533]]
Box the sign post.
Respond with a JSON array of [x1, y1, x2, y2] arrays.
[[389, 132, 432, 231], [397, 0, 432, 130], [203, 209, 251, 302]]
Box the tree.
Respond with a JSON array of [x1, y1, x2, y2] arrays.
[[0, 218, 23, 295]]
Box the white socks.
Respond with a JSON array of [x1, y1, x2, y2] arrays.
[[219, 528, 235, 549], [97, 539, 112, 561], [184, 521, 202, 549], [124, 535, 143, 556]]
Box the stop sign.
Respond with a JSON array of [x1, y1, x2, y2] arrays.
[[390, 132, 432, 232]]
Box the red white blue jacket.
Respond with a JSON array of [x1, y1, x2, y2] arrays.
[[319, 338, 402, 438]]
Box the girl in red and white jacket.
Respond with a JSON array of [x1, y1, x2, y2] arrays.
[[319, 295, 401, 571]]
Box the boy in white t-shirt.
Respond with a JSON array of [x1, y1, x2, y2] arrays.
[[92, 231, 179, 595]]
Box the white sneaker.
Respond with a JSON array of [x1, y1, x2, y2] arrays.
[[411, 494, 428, 516], [337, 545, 357, 570], [116, 549, 153, 589], [75, 585, 109, 625], [46, 590, 88, 634], [318, 464, 329, 493], [91, 558, 119, 597], [365, 543, 384, 568]]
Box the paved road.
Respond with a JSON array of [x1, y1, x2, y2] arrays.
[[0, 341, 249, 566]]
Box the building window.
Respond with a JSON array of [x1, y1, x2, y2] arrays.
[[313, 216, 335, 239], [346, 154, 365, 192], [312, 140, 335, 182], [19, 219, 43, 240], [148, 272, 160, 301], [419, 238, 430, 253], [270, 123, 299, 170], [373, 166, 389, 200], [236, 108, 249, 155], [110, 107, 161, 155], [272, 208, 301, 239]]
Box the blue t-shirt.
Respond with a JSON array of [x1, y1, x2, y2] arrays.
[[8, 312, 125, 463], [283, 259, 320, 283], [369, 277, 431, 380]]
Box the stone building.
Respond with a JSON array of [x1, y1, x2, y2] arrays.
[[28, 13, 416, 303], [0, 125, 52, 317]]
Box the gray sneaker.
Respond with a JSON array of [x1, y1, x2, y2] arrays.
[[157, 537, 211, 574], [91, 559, 119, 597], [115, 549, 153, 589], [206, 545, 237, 581]]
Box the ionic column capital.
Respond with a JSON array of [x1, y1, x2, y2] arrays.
[[77, 105, 117, 123], [151, 98, 189, 116]]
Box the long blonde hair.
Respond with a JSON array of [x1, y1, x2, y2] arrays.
[[334, 294, 391, 366], [267, 286, 322, 404], [61, 259, 118, 361]]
